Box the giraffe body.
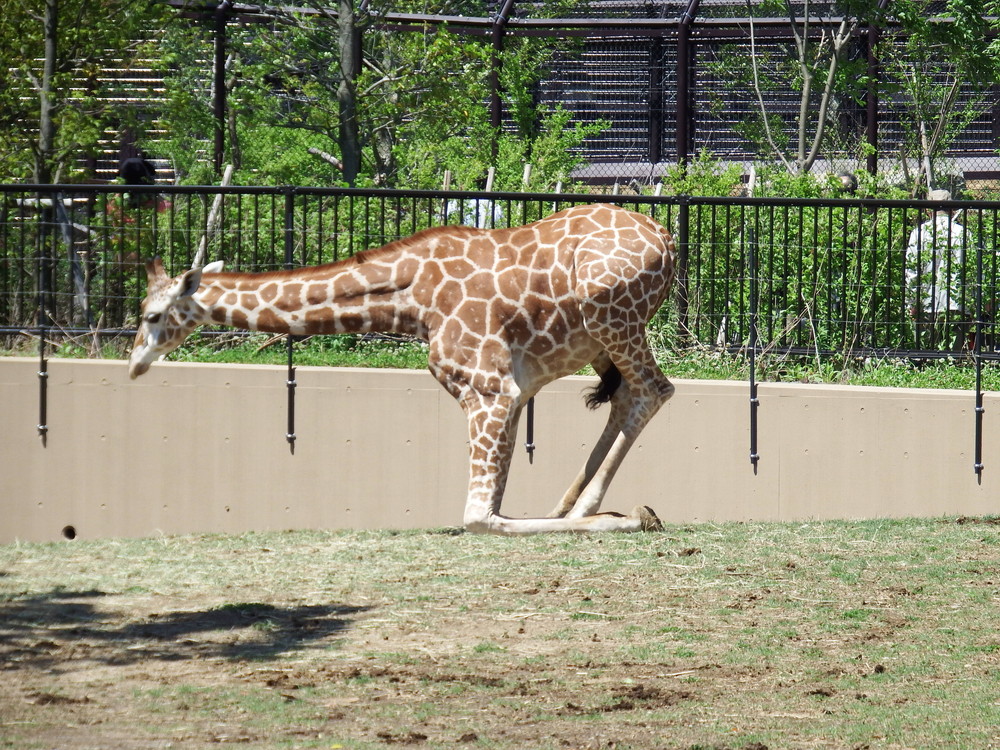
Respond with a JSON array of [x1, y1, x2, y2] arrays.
[[129, 203, 676, 534]]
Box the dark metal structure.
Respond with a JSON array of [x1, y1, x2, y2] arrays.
[[4, 183, 999, 352], [162, 1, 1000, 185]]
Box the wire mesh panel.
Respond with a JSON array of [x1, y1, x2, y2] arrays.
[[541, 36, 657, 171]]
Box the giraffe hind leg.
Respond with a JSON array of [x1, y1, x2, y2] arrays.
[[557, 330, 674, 522], [546, 358, 629, 519]]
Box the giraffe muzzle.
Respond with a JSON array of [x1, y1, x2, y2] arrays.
[[128, 346, 155, 379]]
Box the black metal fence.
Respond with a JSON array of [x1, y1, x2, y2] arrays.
[[3, 184, 1000, 361]]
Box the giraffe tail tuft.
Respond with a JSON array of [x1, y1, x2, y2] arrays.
[[584, 363, 622, 410]]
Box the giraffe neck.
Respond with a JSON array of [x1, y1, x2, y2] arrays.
[[193, 244, 427, 338]]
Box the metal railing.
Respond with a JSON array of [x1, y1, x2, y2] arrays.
[[4, 183, 999, 359], [5, 183, 1000, 471]]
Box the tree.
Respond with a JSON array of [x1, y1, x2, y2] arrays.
[[881, 0, 1000, 194], [0, 0, 169, 183], [156, 0, 605, 189], [198, 1, 492, 187], [741, 0, 879, 174]]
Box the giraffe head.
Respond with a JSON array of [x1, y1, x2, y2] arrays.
[[128, 258, 224, 379]]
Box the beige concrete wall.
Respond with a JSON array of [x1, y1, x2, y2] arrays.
[[2, 356, 997, 542]]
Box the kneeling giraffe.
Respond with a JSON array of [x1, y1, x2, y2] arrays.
[[129, 203, 677, 534]]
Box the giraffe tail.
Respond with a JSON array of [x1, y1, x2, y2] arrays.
[[584, 363, 622, 410]]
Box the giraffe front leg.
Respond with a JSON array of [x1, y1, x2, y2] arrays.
[[459, 388, 660, 535], [459, 389, 522, 534]]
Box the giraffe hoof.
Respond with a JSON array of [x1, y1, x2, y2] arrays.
[[633, 505, 663, 532]]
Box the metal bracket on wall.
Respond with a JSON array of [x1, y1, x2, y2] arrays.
[[286, 335, 297, 454], [525, 396, 536, 463], [37, 332, 48, 447], [283, 187, 297, 454]]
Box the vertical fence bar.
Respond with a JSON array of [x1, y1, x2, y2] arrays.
[[747, 205, 759, 471], [708, 203, 718, 344], [974, 210, 985, 481], [764, 203, 774, 343], [676, 197, 690, 343], [781, 204, 792, 347], [283, 188, 297, 453], [36, 195, 52, 445], [37, 330, 48, 446]]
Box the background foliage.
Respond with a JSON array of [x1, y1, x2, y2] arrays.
[[1, 1, 997, 193]]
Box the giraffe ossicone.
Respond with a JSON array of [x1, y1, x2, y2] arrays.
[[129, 203, 677, 534]]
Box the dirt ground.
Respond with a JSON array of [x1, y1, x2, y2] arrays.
[[3, 521, 1000, 749], [1, 598, 715, 748]]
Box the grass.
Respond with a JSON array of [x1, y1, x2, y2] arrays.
[[2, 519, 1000, 748], [6, 327, 1000, 391], [23, 330, 432, 371]]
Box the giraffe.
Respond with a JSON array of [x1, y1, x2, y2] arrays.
[[128, 203, 677, 534]]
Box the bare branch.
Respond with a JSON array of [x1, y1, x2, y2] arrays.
[[22, 66, 42, 93], [928, 78, 962, 154], [801, 15, 860, 172], [308, 146, 344, 171]]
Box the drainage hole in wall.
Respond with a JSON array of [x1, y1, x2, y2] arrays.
[[62, 525, 77, 540]]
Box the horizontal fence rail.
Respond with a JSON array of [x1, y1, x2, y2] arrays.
[[3, 184, 1000, 362]]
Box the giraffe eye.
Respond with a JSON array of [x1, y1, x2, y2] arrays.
[[144, 312, 162, 325]]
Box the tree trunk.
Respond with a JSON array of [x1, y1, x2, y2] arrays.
[[338, 0, 361, 185], [35, 0, 59, 183]]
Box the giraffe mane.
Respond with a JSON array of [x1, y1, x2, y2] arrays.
[[203, 225, 484, 284], [350, 225, 481, 265]]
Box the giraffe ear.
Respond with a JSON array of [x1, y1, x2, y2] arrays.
[[202, 260, 224, 274], [175, 268, 204, 300]]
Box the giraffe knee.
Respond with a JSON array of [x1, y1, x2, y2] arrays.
[[639, 374, 674, 408], [463, 504, 494, 534]]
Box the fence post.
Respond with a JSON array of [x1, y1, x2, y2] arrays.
[[676, 0, 700, 171], [864, 0, 892, 176], [974, 228, 985, 481], [864, 20, 880, 175], [747, 209, 760, 471], [489, 0, 517, 162], [283, 187, 297, 453], [676, 196, 691, 344], [36, 194, 53, 445], [647, 3, 672, 166]]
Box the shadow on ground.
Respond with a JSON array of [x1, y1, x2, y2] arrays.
[[0, 588, 368, 670]]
